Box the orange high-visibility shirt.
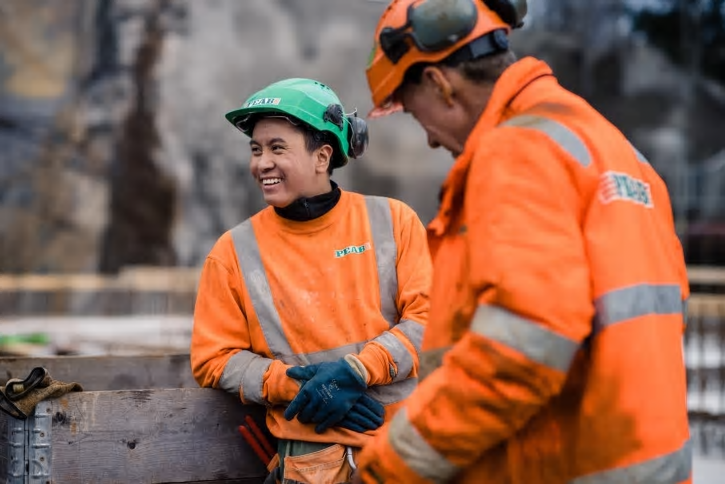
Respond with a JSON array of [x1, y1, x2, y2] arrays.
[[190, 190, 431, 447], [356, 58, 691, 483]]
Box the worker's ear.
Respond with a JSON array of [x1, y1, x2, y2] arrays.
[[315, 144, 333, 174], [422, 66, 455, 107]]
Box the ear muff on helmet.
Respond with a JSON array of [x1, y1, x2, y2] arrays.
[[322, 103, 368, 160], [346, 112, 368, 159], [482, 0, 527, 29]]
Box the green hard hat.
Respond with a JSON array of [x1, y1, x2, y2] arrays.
[[225, 78, 368, 168]]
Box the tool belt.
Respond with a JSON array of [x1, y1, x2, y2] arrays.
[[273, 440, 358, 484], [238, 416, 358, 484]]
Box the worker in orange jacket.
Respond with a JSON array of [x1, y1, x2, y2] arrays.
[[190, 78, 431, 483], [352, 0, 692, 483]]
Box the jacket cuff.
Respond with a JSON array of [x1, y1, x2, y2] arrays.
[[262, 360, 301, 406], [343, 354, 370, 385], [355, 342, 395, 386], [356, 425, 430, 484]]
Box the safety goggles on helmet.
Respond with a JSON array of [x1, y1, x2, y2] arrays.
[[379, 0, 480, 64]]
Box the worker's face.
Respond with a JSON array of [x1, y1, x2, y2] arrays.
[[397, 67, 473, 158], [249, 117, 332, 208]]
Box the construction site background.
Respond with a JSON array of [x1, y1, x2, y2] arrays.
[[0, 0, 723, 481]]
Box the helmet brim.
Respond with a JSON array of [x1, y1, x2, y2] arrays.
[[367, 101, 403, 119]]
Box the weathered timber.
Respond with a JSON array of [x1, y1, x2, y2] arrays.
[[688, 294, 725, 319], [1, 388, 271, 484], [688, 266, 725, 287], [0, 354, 197, 390]]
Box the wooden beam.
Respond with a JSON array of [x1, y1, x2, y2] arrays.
[[0, 354, 197, 390], [42, 389, 271, 483], [688, 266, 725, 286], [0, 266, 200, 293], [688, 294, 725, 319]]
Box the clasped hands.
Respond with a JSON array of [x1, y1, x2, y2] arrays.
[[283, 357, 385, 434]]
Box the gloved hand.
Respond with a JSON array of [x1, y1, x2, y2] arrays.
[[284, 357, 368, 434], [0, 367, 83, 420], [288, 365, 384, 433], [337, 393, 385, 433]]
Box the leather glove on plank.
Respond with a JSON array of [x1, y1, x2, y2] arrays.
[[284, 356, 372, 434], [0, 367, 83, 420]]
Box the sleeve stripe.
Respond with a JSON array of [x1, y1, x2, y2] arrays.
[[471, 304, 580, 372], [593, 283, 685, 335], [219, 350, 272, 404], [388, 407, 460, 483]]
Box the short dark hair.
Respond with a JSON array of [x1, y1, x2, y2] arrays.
[[296, 122, 343, 175], [401, 49, 517, 88]]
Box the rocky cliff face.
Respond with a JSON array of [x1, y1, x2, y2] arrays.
[[1, 0, 723, 273]]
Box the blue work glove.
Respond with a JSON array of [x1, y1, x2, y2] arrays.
[[284, 358, 367, 434], [337, 393, 385, 433], [287, 364, 384, 433]]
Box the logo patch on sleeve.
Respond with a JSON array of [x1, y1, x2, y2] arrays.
[[599, 171, 654, 208]]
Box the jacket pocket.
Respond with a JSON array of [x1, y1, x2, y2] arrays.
[[283, 443, 353, 484]]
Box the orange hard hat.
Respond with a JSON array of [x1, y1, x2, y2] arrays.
[[366, 0, 526, 118]]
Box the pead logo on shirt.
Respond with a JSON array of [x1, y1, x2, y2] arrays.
[[335, 242, 371, 258], [599, 171, 654, 208]]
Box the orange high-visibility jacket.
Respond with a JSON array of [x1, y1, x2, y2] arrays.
[[356, 57, 691, 483], [190, 190, 431, 447]]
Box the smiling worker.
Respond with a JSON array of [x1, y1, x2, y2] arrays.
[[190, 78, 431, 483]]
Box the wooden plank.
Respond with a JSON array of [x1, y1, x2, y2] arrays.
[[688, 266, 725, 286], [0, 267, 200, 293], [688, 294, 725, 319], [44, 388, 271, 484], [0, 354, 198, 390]]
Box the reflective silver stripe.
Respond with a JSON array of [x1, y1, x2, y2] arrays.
[[378, 319, 424, 383], [365, 196, 399, 326], [502, 115, 592, 167], [397, 318, 424, 352], [374, 332, 413, 383], [388, 407, 460, 483], [471, 305, 579, 372], [367, 376, 417, 405], [231, 220, 301, 362], [219, 350, 272, 405], [280, 341, 366, 366], [570, 439, 692, 484], [593, 284, 684, 334]]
